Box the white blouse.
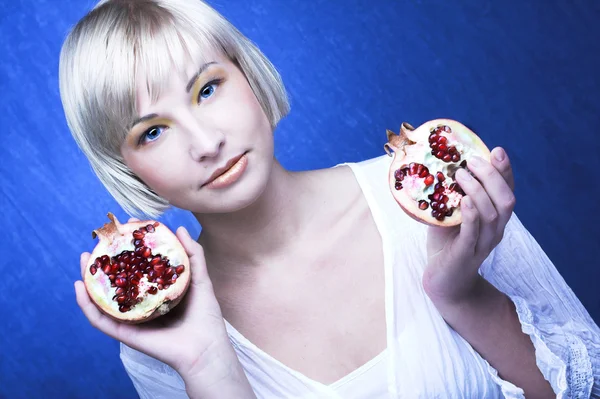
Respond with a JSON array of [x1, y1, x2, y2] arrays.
[[120, 155, 600, 398]]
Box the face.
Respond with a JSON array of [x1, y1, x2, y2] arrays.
[[121, 50, 275, 214]]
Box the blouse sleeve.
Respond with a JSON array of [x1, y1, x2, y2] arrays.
[[478, 213, 600, 398], [119, 343, 190, 399]]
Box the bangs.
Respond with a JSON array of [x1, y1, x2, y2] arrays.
[[78, 0, 228, 155]]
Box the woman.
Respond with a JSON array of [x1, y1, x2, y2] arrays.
[[59, 0, 600, 398]]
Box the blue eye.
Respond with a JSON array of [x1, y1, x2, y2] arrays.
[[197, 78, 223, 103], [139, 126, 164, 145], [200, 84, 215, 99]]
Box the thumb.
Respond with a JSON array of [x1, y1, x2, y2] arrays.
[[176, 227, 210, 284]]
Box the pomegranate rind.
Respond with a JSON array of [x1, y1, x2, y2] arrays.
[[386, 119, 491, 227], [84, 213, 191, 324]]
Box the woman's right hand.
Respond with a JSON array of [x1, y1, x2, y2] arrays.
[[75, 223, 254, 398]]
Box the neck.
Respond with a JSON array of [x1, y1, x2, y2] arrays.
[[194, 159, 317, 273]]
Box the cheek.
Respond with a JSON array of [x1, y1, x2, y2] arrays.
[[219, 84, 270, 135], [125, 147, 189, 196]]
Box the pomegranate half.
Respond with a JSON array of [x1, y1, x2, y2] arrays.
[[84, 213, 191, 324], [385, 119, 491, 227]]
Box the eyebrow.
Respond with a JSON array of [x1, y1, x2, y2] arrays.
[[130, 61, 218, 129]]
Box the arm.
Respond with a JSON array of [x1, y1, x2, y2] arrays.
[[430, 277, 554, 398], [423, 148, 599, 398]]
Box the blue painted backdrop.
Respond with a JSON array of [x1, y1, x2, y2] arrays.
[[1, 0, 599, 397]]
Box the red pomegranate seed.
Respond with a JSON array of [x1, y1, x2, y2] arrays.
[[451, 153, 460, 162], [395, 182, 403, 190], [100, 255, 109, 264], [115, 277, 127, 288], [419, 167, 429, 178], [145, 224, 155, 233], [154, 263, 165, 275], [108, 275, 116, 282], [115, 287, 125, 295], [424, 175, 434, 186], [418, 200, 429, 210], [436, 172, 445, 182], [443, 125, 451, 132], [429, 133, 438, 142], [446, 209, 454, 217], [111, 263, 119, 273], [431, 201, 439, 210], [438, 203, 447, 212], [116, 295, 127, 304], [150, 256, 161, 266], [133, 239, 142, 247], [171, 274, 178, 282], [133, 230, 145, 240], [394, 169, 403, 180], [156, 278, 165, 286], [103, 265, 112, 274], [175, 265, 185, 274], [157, 284, 164, 290], [142, 247, 152, 258], [94, 258, 102, 267], [432, 210, 440, 218], [430, 142, 439, 150], [435, 150, 443, 159], [435, 212, 445, 221], [437, 136, 447, 145], [89, 265, 97, 275], [432, 192, 441, 201], [409, 162, 418, 175], [440, 195, 449, 204], [118, 305, 130, 313], [148, 286, 158, 295], [437, 144, 447, 152], [443, 154, 452, 162]]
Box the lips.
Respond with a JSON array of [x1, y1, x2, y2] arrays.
[[202, 152, 247, 187]]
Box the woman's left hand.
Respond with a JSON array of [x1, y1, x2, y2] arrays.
[[423, 147, 516, 305]]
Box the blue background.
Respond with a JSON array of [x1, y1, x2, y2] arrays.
[[1, 0, 599, 397]]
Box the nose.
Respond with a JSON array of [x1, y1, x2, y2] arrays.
[[183, 116, 226, 162]]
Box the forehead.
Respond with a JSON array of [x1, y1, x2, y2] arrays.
[[133, 42, 227, 109]]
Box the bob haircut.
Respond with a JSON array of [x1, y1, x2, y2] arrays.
[[59, 0, 289, 218]]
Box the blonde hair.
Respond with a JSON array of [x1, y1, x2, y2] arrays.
[[59, 0, 289, 218]]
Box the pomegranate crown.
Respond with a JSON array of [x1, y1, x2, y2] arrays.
[[384, 122, 416, 157]]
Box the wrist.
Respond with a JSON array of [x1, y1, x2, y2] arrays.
[[180, 339, 255, 399], [428, 277, 509, 326]]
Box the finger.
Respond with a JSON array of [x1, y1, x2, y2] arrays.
[[468, 154, 516, 238], [80, 252, 91, 279], [490, 147, 515, 192], [455, 168, 497, 253], [176, 227, 210, 284], [74, 280, 136, 343], [128, 217, 140, 223], [454, 196, 480, 258]]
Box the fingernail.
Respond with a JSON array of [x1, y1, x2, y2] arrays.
[[494, 148, 505, 162], [457, 168, 472, 181], [468, 156, 482, 167], [462, 196, 473, 209], [178, 227, 191, 240]]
